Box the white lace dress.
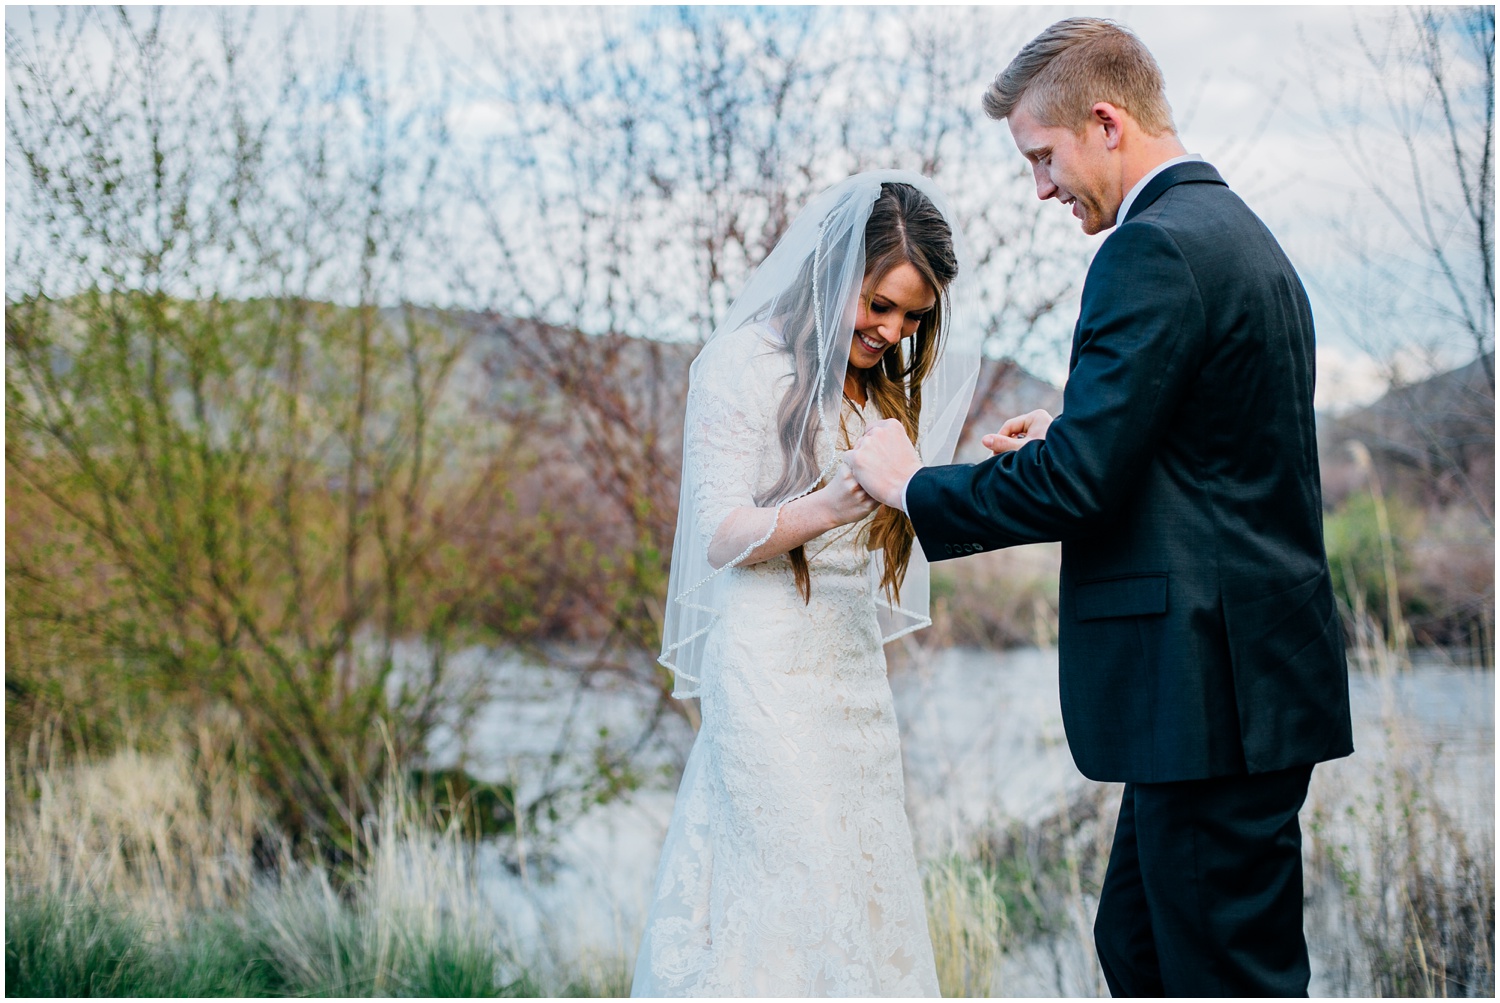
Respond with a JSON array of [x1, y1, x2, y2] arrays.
[[632, 336, 939, 997]]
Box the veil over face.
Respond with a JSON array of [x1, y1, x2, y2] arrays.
[[661, 171, 981, 699]]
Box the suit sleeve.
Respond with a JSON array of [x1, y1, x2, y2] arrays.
[[907, 221, 1207, 560]]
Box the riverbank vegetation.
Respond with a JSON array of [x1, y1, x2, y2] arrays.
[[6, 5, 1492, 997], [4, 5, 1080, 859], [9, 635, 1490, 997], [5, 725, 626, 997], [8, 543, 1491, 996]]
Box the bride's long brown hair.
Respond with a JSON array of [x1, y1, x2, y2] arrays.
[[755, 182, 958, 604]]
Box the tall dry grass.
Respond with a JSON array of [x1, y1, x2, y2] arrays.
[[5, 711, 265, 933], [924, 854, 1008, 996], [1307, 756, 1495, 996], [1305, 601, 1495, 997], [4, 717, 635, 996], [915, 785, 1120, 997], [9, 708, 1490, 997], [242, 774, 519, 996]]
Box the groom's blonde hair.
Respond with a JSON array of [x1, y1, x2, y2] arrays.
[[984, 18, 1175, 136]]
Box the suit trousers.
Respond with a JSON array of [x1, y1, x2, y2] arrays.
[[1093, 764, 1314, 997]]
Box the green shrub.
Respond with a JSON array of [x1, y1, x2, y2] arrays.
[[1324, 492, 1421, 632]]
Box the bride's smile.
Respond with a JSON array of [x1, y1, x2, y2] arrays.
[[848, 260, 936, 370]]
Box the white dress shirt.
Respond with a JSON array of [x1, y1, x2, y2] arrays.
[[895, 152, 1205, 516], [1116, 152, 1203, 224]]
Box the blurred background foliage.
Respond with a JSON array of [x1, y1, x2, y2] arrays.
[[5, 4, 1088, 851], [3, 5, 1493, 996], [6, 0, 1492, 857]]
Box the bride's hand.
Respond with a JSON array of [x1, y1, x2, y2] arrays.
[[982, 409, 1054, 454], [815, 461, 880, 527]]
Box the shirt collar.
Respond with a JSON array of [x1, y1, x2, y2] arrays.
[[1116, 153, 1204, 226]]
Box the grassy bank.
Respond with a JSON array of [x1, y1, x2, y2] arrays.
[[6, 641, 1491, 996], [11, 726, 1490, 998], [4, 727, 627, 997], [5, 889, 630, 997]]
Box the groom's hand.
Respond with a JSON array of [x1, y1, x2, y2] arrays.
[[982, 409, 1054, 454], [849, 418, 921, 509]]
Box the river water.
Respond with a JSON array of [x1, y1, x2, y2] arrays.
[[422, 644, 1493, 994]]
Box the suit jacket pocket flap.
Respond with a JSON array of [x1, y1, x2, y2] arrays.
[[1076, 573, 1168, 621]]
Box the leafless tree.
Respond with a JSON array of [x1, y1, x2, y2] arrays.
[[1308, 6, 1494, 530], [5, 6, 513, 854], [441, 6, 1086, 757], [6, 5, 1093, 857]]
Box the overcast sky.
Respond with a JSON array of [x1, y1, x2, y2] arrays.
[[7, 5, 1491, 411], [1017, 5, 1489, 409], [1110, 6, 1396, 406], [423, 4, 1488, 408]]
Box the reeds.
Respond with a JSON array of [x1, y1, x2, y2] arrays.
[[244, 777, 518, 996], [925, 854, 1008, 996], [1305, 469, 1497, 996], [4, 720, 628, 997], [9, 725, 1491, 997], [1304, 614, 1494, 996], [5, 712, 265, 932], [1307, 757, 1495, 996], [915, 785, 1120, 997]]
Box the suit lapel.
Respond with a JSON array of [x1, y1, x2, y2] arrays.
[[1122, 161, 1227, 224]]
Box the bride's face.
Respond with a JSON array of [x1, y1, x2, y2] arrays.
[[848, 261, 936, 370]]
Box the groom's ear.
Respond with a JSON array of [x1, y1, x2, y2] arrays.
[[1090, 102, 1127, 151]]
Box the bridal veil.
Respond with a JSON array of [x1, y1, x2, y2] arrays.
[[660, 171, 982, 699]]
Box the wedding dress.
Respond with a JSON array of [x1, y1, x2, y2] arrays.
[[631, 330, 940, 997], [635, 171, 978, 997]]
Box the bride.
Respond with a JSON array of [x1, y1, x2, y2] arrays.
[[632, 172, 980, 997]]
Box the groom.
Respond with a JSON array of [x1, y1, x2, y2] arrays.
[[850, 17, 1352, 997]]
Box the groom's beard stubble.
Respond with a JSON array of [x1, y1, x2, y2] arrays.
[[1069, 190, 1116, 235]]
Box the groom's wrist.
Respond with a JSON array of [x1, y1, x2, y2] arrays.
[[899, 469, 916, 516]]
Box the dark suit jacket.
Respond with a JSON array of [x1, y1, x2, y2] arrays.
[[907, 161, 1353, 783]]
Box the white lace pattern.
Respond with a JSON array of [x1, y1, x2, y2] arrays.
[[631, 338, 938, 997]]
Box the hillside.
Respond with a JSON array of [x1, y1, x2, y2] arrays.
[[1318, 353, 1495, 517], [1316, 353, 1494, 650]]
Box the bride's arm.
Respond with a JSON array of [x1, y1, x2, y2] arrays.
[[684, 338, 877, 572], [706, 464, 876, 569]]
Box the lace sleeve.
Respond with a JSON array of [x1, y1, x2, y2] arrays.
[[682, 337, 785, 566]]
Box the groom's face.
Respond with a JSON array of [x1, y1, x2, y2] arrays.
[[1008, 103, 1118, 235]]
